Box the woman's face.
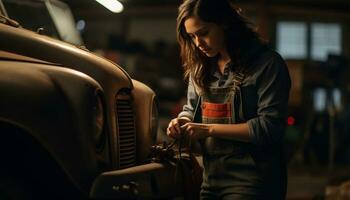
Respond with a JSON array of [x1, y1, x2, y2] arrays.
[[184, 16, 226, 57]]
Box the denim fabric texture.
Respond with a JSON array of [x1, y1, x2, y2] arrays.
[[178, 48, 291, 146], [178, 46, 291, 199]]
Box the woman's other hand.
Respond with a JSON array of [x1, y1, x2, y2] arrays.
[[167, 117, 191, 138], [181, 123, 212, 140]]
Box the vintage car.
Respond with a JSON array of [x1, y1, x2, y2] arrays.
[[0, 0, 177, 199]]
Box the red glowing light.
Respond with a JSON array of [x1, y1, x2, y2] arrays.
[[287, 116, 295, 126]]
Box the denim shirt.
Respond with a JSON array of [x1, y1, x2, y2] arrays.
[[178, 48, 291, 146]]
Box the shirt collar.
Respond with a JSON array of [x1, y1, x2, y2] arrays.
[[209, 40, 265, 78], [211, 60, 235, 79]]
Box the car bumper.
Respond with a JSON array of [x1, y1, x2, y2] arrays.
[[90, 162, 180, 199]]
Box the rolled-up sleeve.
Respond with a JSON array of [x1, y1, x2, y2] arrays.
[[178, 77, 199, 121], [247, 54, 291, 145]]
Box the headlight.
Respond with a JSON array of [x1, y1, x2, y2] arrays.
[[93, 90, 105, 152], [151, 96, 159, 144]]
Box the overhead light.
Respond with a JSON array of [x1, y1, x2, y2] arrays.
[[95, 0, 124, 13]]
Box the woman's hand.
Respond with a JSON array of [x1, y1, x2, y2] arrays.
[[181, 123, 212, 140], [167, 117, 191, 138]]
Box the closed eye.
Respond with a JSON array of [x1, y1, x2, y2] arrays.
[[188, 34, 195, 39], [196, 29, 208, 37], [187, 27, 209, 39]]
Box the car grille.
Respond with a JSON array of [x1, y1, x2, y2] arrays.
[[116, 93, 136, 169]]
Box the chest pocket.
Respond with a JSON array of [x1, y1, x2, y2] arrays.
[[201, 102, 232, 124]]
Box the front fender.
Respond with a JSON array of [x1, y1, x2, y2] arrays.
[[0, 24, 134, 168], [0, 59, 104, 193]]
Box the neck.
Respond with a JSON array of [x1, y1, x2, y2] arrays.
[[219, 50, 230, 65], [217, 51, 231, 74], [218, 51, 231, 71]]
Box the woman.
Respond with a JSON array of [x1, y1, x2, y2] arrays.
[[167, 0, 291, 199]]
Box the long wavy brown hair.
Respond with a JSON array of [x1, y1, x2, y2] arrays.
[[177, 0, 263, 92]]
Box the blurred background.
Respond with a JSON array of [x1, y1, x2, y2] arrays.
[[2, 0, 350, 199]]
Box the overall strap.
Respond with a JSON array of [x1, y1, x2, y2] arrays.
[[232, 71, 245, 91], [190, 76, 203, 96], [189, 76, 203, 123], [232, 71, 246, 122]]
